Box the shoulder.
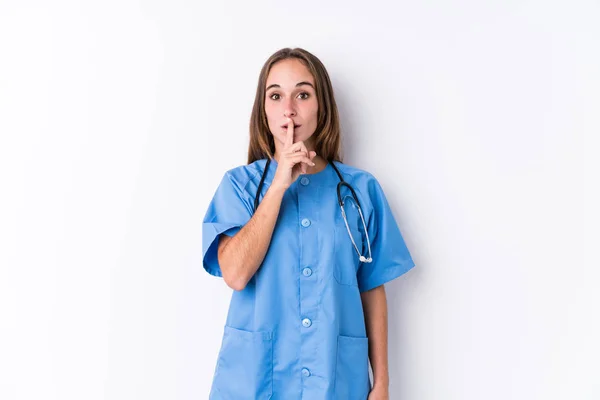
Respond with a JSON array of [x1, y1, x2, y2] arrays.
[[220, 159, 267, 192], [331, 160, 381, 190], [332, 161, 390, 217]]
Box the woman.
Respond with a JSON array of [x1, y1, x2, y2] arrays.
[[202, 47, 415, 400]]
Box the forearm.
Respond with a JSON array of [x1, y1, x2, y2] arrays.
[[218, 184, 286, 290], [361, 284, 389, 389]]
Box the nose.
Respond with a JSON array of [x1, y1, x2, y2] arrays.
[[283, 99, 296, 118]]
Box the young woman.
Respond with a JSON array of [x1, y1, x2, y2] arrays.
[[202, 47, 415, 400]]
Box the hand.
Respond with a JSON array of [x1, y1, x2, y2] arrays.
[[272, 116, 317, 191], [367, 385, 389, 400]]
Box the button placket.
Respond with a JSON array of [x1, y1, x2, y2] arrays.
[[297, 175, 319, 387]]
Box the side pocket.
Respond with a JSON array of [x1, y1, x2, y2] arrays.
[[211, 326, 273, 399], [334, 334, 371, 400]]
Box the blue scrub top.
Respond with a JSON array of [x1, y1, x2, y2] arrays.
[[202, 158, 415, 400]]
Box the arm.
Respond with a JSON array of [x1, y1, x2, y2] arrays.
[[217, 183, 286, 291], [361, 284, 390, 394]]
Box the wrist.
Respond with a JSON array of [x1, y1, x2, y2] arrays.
[[372, 378, 389, 390], [269, 181, 289, 194]]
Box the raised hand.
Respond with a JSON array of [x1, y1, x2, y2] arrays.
[[272, 117, 317, 191]]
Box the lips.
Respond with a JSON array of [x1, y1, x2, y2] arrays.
[[282, 124, 301, 129]]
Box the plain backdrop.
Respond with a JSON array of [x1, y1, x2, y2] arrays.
[[0, 1, 598, 399]]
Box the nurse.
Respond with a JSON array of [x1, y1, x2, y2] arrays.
[[202, 47, 415, 400]]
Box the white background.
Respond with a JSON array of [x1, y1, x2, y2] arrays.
[[0, 1, 598, 399]]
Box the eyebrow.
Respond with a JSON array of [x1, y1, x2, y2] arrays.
[[265, 81, 315, 91]]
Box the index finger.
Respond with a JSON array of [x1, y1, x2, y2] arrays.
[[285, 117, 295, 148]]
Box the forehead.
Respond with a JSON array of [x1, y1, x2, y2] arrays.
[[266, 59, 314, 87]]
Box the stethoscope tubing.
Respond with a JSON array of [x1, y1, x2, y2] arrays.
[[253, 157, 372, 263]]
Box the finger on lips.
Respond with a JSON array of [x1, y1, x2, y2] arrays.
[[285, 117, 295, 148], [283, 118, 316, 168]]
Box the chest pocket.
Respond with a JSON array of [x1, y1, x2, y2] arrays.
[[333, 198, 366, 286]]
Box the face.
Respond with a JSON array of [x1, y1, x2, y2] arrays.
[[264, 58, 319, 151]]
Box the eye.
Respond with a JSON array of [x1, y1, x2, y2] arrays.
[[267, 92, 311, 101]]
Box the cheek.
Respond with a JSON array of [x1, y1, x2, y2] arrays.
[[307, 100, 318, 118], [265, 106, 281, 129], [307, 105, 318, 125], [264, 106, 280, 136]]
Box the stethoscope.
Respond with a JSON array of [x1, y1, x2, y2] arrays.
[[253, 157, 373, 263]]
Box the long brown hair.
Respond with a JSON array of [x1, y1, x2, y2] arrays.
[[247, 47, 343, 165]]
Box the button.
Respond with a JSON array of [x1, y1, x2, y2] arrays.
[[301, 218, 311, 227], [300, 177, 310, 186], [302, 267, 312, 277], [302, 318, 312, 327], [301, 368, 311, 377]]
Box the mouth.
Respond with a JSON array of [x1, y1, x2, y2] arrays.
[[281, 124, 301, 129]]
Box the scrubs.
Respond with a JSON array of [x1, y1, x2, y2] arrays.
[[202, 158, 415, 399]]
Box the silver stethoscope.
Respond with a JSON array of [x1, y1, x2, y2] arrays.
[[253, 158, 373, 263]]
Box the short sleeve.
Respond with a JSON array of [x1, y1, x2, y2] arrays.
[[202, 171, 253, 278], [357, 176, 415, 293]]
